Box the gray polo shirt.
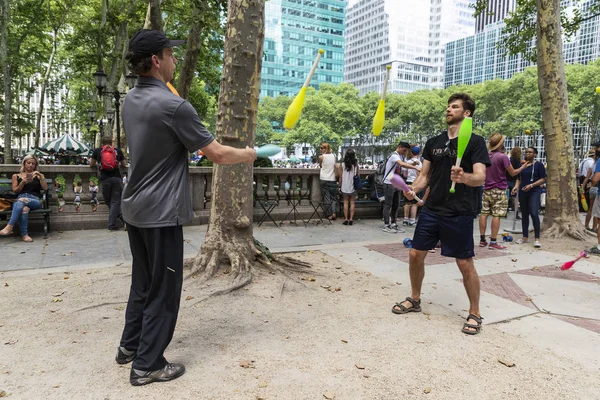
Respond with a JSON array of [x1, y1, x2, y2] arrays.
[[121, 76, 214, 227]]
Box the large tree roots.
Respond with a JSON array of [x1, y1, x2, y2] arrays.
[[543, 217, 588, 240], [183, 237, 310, 300]]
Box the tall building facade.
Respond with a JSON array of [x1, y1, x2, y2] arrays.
[[429, 0, 476, 88], [344, 0, 475, 95], [445, 0, 600, 87], [261, 0, 346, 98], [475, 0, 515, 33]]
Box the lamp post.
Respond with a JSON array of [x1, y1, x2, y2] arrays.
[[93, 69, 138, 150]]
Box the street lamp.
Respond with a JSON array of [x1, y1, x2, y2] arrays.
[[93, 69, 138, 150]]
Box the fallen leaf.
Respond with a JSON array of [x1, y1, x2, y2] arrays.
[[525, 297, 532, 302], [258, 381, 267, 388], [53, 385, 60, 388], [320, 285, 331, 289], [341, 339, 348, 343], [51, 298, 63, 303], [63, 277, 69, 280], [305, 276, 316, 282], [355, 363, 365, 369], [4, 339, 18, 345], [335, 287, 341, 292], [335, 266, 342, 269], [424, 388, 431, 394], [185, 296, 194, 300], [239, 360, 255, 369], [511, 258, 518, 262], [52, 291, 65, 297], [498, 359, 515, 367], [3, 283, 8, 287], [323, 392, 336, 399], [0, 390, 7, 397]]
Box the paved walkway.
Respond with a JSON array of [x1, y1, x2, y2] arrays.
[[2, 212, 599, 372]]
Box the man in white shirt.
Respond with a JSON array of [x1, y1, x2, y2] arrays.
[[382, 141, 418, 233]]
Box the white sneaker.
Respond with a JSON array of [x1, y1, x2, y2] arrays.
[[534, 240, 541, 248]]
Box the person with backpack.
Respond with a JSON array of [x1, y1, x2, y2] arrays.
[[381, 141, 418, 233], [90, 136, 127, 230]]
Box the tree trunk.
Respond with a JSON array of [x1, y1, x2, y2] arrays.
[[1, 0, 11, 163], [176, 2, 205, 99], [189, 0, 267, 290], [144, 0, 162, 30], [34, 30, 58, 148], [536, 0, 586, 239]]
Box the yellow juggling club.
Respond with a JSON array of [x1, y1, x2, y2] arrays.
[[372, 65, 392, 136], [167, 82, 180, 96], [596, 87, 600, 94], [283, 49, 324, 129]]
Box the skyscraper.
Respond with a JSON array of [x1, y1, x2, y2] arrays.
[[429, 0, 476, 88], [261, 0, 346, 98], [474, 0, 516, 33], [344, 0, 475, 95], [444, 0, 600, 87]]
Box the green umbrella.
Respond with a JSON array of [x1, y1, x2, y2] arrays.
[[40, 133, 90, 155]]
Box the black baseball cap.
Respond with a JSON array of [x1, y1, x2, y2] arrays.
[[128, 29, 185, 56]]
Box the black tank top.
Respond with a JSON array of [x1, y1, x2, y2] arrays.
[[16, 175, 42, 197]]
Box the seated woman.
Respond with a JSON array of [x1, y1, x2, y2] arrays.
[[0, 155, 48, 242]]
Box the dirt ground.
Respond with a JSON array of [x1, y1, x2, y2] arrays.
[[1, 250, 599, 400]]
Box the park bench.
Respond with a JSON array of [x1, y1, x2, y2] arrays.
[[337, 177, 383, 219], [0, 178, 54, 236]]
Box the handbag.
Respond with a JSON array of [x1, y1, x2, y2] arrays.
[[0, 198, 13, 212], [353, 167, 363, 190]]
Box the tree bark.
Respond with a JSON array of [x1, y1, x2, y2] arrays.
[[34, 30, 58, 148], [189, 0, 267, 289], [144, 0, 162, 31], [176, 2, 205, 99], [1, 0, 11, 163], [536, 0, 586, 239]]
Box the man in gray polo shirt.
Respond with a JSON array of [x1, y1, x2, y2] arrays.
[[117, 29, 256, 386]]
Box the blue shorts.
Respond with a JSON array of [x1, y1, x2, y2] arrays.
[[412, 208, 475, 259]]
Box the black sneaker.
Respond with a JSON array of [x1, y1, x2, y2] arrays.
[[130, 363, 185, 386], [116, 346, 136, 365]]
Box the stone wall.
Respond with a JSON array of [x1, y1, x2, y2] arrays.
[[0, 165, 381, 231]]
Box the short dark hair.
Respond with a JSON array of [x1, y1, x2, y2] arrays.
[[397, 141, 410, 149], [126, 48, 165, 76], [448, 93, 475, 117], [527, 146, 538, 155], [101, 136, 113, 146]]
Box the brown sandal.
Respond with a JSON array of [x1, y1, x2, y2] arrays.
[[392, 297, 422, 314], [462, 314, 483, 335]]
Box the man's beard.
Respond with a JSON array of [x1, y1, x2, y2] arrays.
[[446, 115, 463, 125]]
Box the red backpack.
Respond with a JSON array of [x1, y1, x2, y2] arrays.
[[100, 145, 118, 170]]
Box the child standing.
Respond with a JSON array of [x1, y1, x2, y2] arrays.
[[74, 181, 83, 212], [403, 146, 423, 226], [89, 180, 99, 212]]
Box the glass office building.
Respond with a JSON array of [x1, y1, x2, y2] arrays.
[[261, 0, 346, 98], [444, 0, 600, 87]]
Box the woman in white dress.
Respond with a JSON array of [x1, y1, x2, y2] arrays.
[[339, 149, 359, 225]]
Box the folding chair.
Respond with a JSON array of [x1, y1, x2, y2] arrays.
[[254, 195, 278, 227], [306, 200, 330, 225]]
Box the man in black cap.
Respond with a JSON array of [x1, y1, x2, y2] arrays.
[[116, 29, 256, 386]]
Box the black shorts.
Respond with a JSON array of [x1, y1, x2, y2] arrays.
[[411, 208, 475, 259]]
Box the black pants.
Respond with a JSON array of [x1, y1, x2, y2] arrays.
[[101, 176, 123, 229], [120, 224, 184, 371]]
